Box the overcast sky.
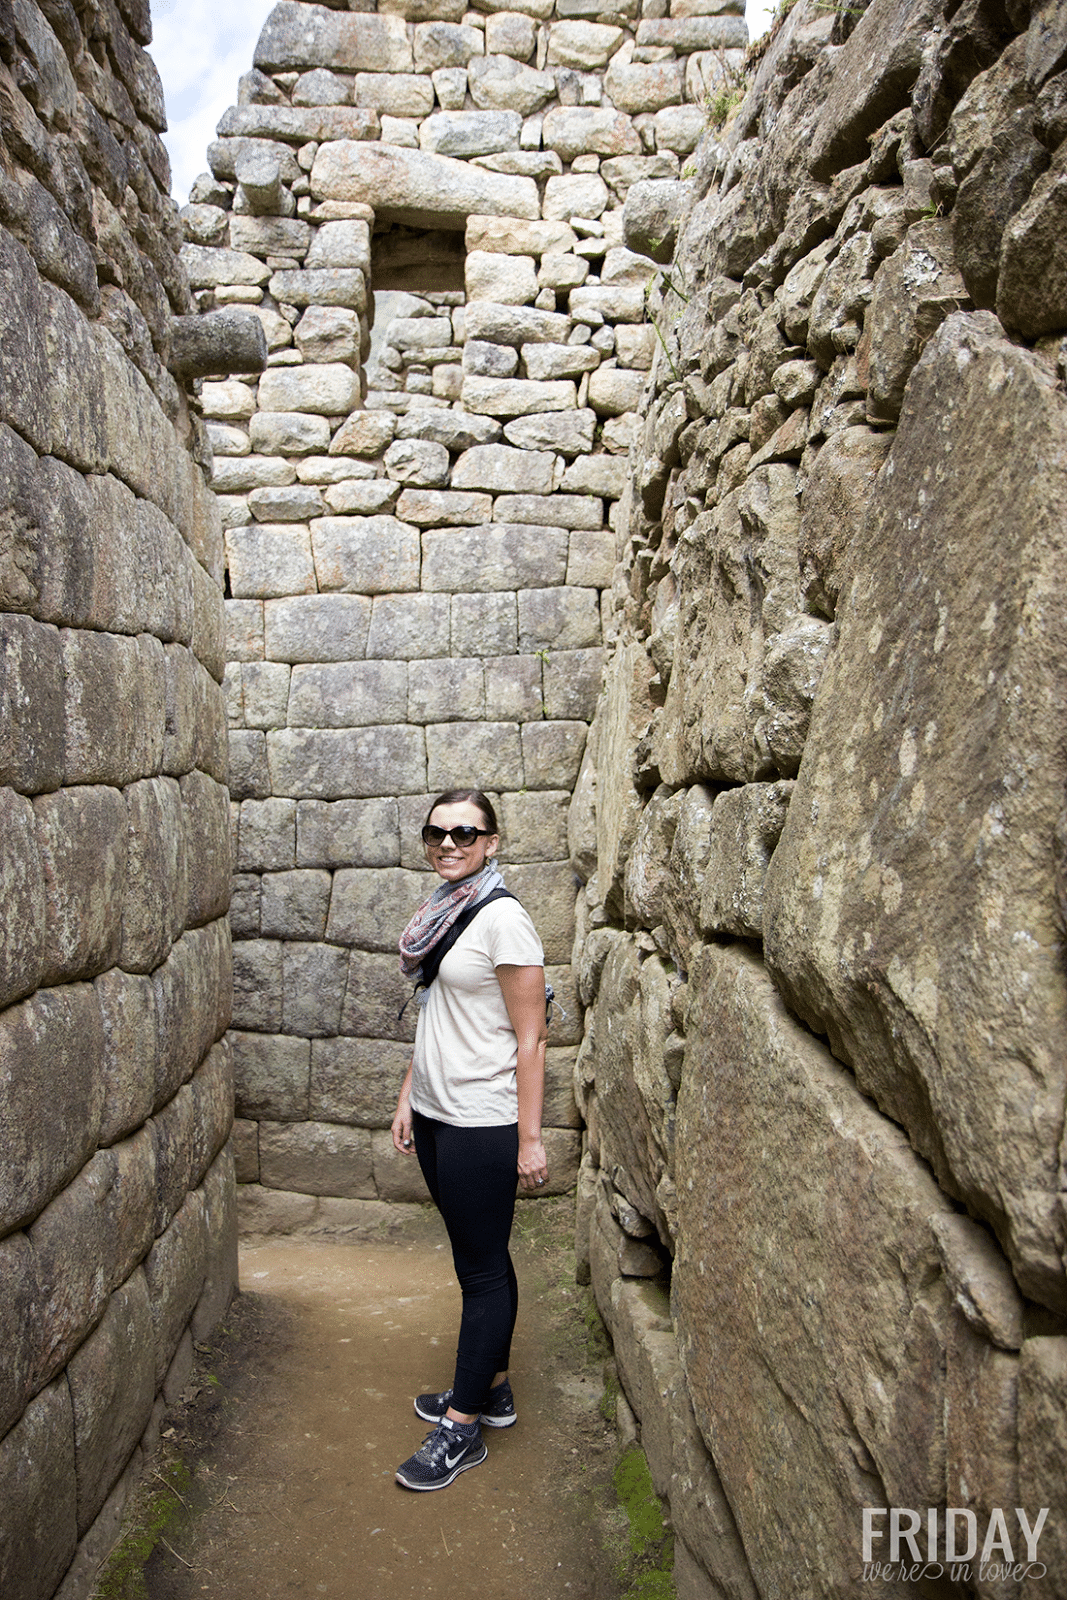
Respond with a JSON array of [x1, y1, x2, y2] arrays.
[[151, 0, 777, 202]]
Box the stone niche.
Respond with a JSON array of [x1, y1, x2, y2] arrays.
[[180, 0, 749, 1230], [0, 2, 240, 1597]]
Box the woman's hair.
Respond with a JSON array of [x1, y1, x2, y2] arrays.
[[424, 788, 498, 834]]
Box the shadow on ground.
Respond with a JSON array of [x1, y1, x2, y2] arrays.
[[95, 1199, 631, 1599]]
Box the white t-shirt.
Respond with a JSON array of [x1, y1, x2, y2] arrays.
[[410, 897, 544, 1127]]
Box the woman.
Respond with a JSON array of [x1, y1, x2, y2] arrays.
[[391, 788, 549, 1492]]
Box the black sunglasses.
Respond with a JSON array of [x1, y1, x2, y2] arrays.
[[422, 824, 491, 847]]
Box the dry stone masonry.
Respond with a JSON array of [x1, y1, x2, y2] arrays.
[[572, 0, 1067, 1593], [0, 3, 242, 1597], [183, 0, 744, 1228]]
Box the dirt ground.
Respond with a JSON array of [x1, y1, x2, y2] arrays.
[[104, 1200, 629, 1600]]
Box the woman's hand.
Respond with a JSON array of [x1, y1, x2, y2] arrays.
[[517, 1134, 548, 1191], [392, 1064, 415, 1155]]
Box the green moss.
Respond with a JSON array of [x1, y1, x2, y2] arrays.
[[612, 1446, 675, 1600], [93, 1458, 192, 1600]]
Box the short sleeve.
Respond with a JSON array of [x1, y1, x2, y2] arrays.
[[482, 899, 544, 969]]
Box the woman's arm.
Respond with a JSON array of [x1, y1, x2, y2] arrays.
[[496, 963, 548, 1191], [391, 1059, 415, 1154]]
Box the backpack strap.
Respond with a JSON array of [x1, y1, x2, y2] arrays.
[[397, 888, 515, 1019]]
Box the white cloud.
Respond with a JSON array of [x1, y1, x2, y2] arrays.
[[151, 0, 276, 201], [149, 0, 776, 203]]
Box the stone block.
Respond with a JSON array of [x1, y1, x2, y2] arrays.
[[61, 629, 165, 787], [288, 660, 409, 728], [518, 586, 601, 650], [494, 493, 604, 529], [238, 798, 297, 872], [414, 21, 485, 71], [567, 529, 615, 588], [264, 594, 373, 663], [466, 216, 578, 256], [0, 1379, 77, 1600], [260, 1120, 375, 1198], [522, 342, 599, 380], [231, 937, 284, 1035], [700, 781, 793, 940], [121, 778, 187, 974], [421, 109, 523, 158], [33, 786, 126, 985], [261, 869, 332, 940], [212, 455, 298, 495], [422, 523, 569, 592], [521, 720, 589, 791], [153, 922, 232, 1108], [615, 324, 656, 368], [497, 789, 570, 862], [463, 301, 571, 346], [340, 949, 419, 1044], [764, 315, 1067, 1309], [323, 481, 402, 517], [467, 55, 557, 115], [228, 730, 271, 801], [30, 1134, 155, 1384], [571, 283, 647, 324], [181, 244, 270, 290], [1019, 1336, 1067, 1583], [226, 523, 317, 599], [367, 592, 451, 659], [311, 1037, 414, 1127], [231, 875, 261, 939], [232, 1030, 310, 1121], [451, 443, 561, 494], [0, 1231, 41, 1440], [267, 725, 427, 798], [330, 409, 397, 457], [675, 943, 955, 1595], [95, 969, 158, 1148], [560, 453, 628, 497], [181, 772, 232, 930], [144, 1191, 208, 1387], [382, 438, 452, 487], [485, 653, 543, 721], [463, 377, 578, 418], [503, 410, 595, 455], [395, 488, 493, 526], [0, 616, 64, 793], [864, 220, 972, 424], [282, 940, 350, 1036], [502, 861, 576, 963], [797, 426, 892, 616], [257, 364, 361, 416], [297, 797, 401, 869], [67, 1272, 155, 1536], [588, 365, 646, 416], [239, 660, 292, 730], [269, 268, 368, 315], [547, 21, 625, 68], [452, 591, 518, 655], [485, 11, 537, 58], [538, 253, 590, 292], [396, 409, 503, 451], [193, 1148, 239, 1342], [0, 788, 45, 1009], [249, 412, 332, 456], [311, 140, 540, 225], [255, 5, 415, 73], [426, 720, 524, 791], [352, 71, 435, 118], [634, 14, 747, 49], [327, 867, 433, 952], [310, 515, 421, 594], [605, 56, 686, 114], [293, 307, 363, 371], [372, 1129, 432, 1202], [466, 249, 539, 304], [543, 173, 612, 221], [542, 647, 604, 720], [233, 1119, 260, 1184], [409, 656, 486, 723]]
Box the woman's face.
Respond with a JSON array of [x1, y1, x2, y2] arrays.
[[424, 800, 499, 884]]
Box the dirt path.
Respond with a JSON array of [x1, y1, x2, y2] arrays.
[[123, 1202, 624, 1600]]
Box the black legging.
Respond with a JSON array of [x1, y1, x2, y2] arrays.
[[412, 1112, 519, 1416]]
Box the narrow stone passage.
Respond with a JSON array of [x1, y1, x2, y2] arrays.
[[134, 1203, 620, 1599]]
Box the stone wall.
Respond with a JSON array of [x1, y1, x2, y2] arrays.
[[574, 0, 1067, 1593], [181, 0, 744, 1227], [0, 4, 238, 1597]]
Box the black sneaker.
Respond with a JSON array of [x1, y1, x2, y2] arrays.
[[414, 1378, 517, 1429], [395, 1418, 487, 1491]]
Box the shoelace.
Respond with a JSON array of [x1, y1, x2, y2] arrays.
[[417, 1424, 470, 1463]]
